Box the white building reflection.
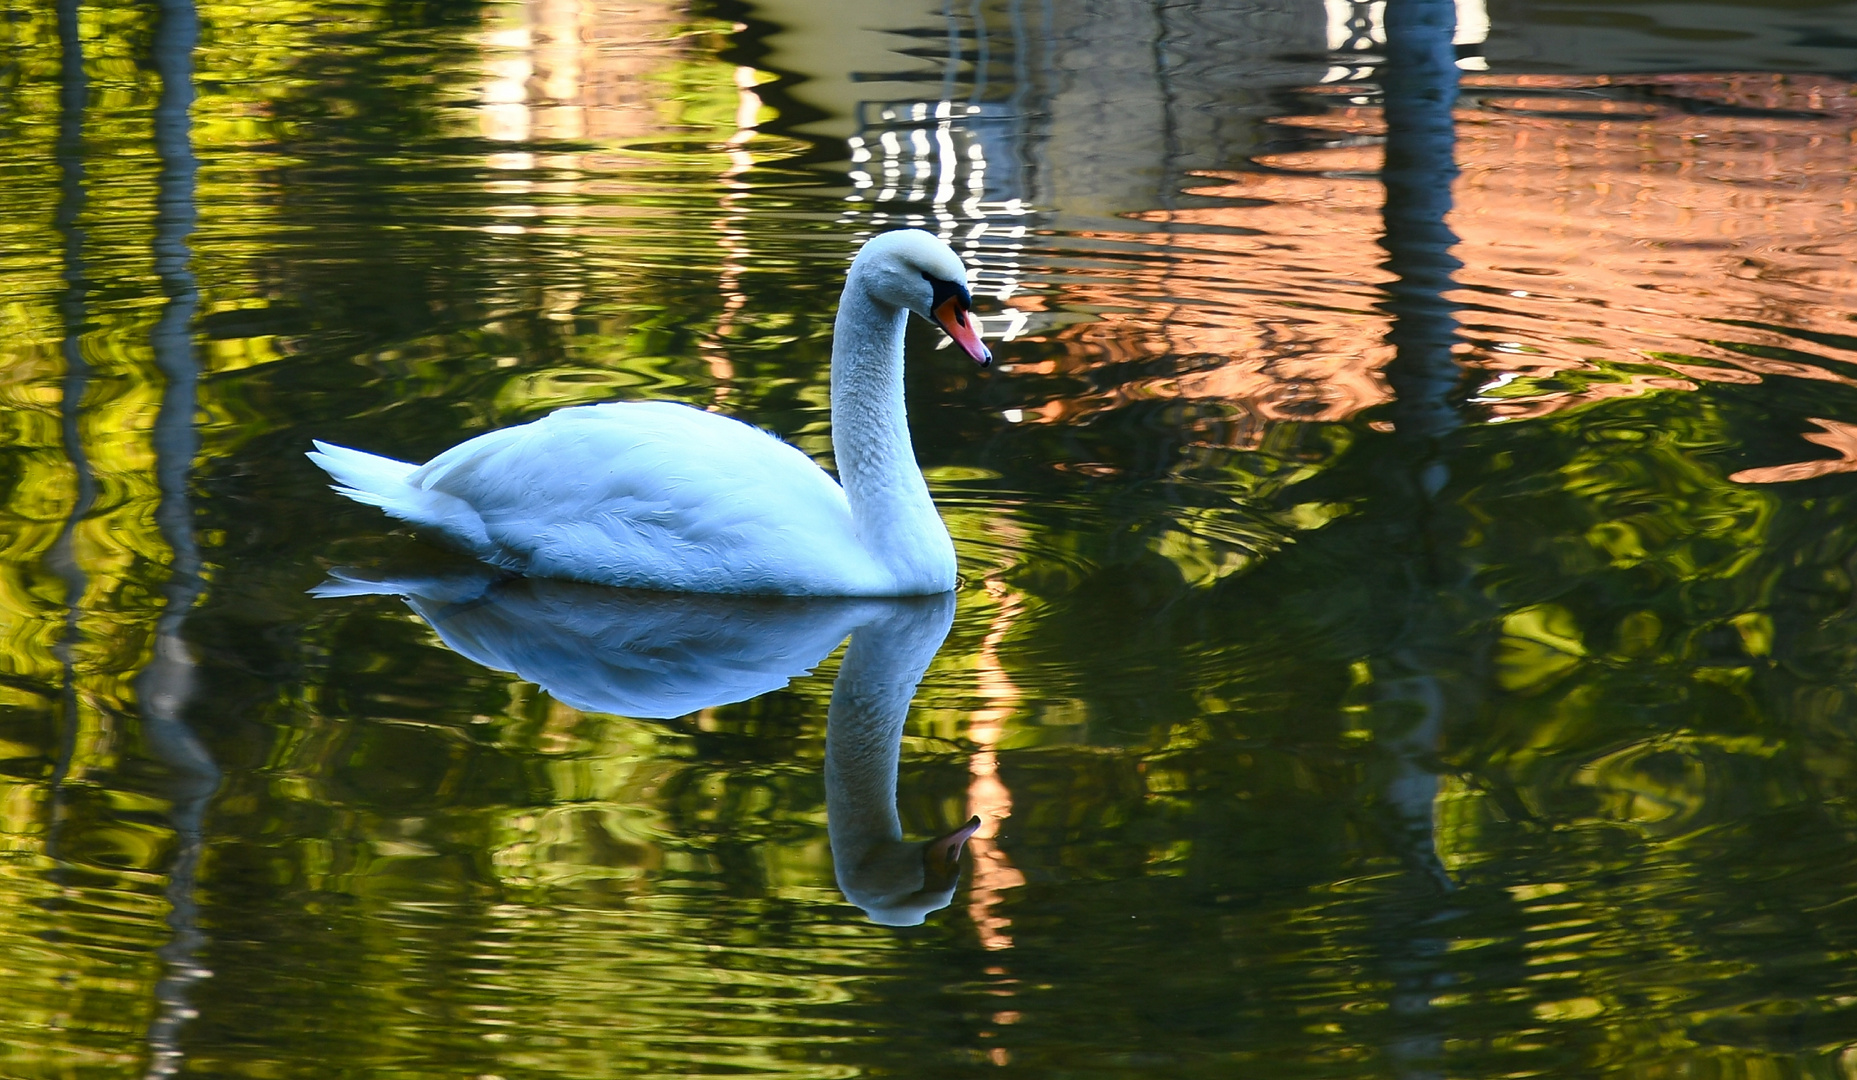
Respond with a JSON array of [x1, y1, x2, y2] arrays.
[[1324, 0, 1491, 81], [841, 98, 1036, 342], [751, 0, 1370, 349]]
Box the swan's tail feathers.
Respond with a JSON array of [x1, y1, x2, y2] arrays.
[[308, 441, 418, 511], [308, 441, 492, 551]]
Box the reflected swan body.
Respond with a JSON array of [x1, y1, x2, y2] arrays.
[[313, 568, 889, 718], [317, 570, 980, 924], [309, 230, 991, 596]]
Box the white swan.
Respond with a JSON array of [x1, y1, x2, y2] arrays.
[[308, 230, 991, 596]]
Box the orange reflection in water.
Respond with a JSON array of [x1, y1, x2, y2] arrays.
[[1731, 417, 1857, 484], [966, 580, 1027, 952], [1009, 74, 1857, 442], [480, 0, 691, 144]]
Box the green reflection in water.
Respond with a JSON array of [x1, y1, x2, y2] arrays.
[[3, 0, 1857, 1077]]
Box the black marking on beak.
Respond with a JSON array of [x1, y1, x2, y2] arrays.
[[924, 273, 992, 367], [925, 273, 974, 316]]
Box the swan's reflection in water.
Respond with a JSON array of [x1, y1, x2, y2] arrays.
[[820, 593, 981, 926], [315, 568, 979, 925]]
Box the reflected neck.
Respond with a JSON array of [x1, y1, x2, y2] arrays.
[[823, 599, 955, 853], [823, 628, 913, 851]]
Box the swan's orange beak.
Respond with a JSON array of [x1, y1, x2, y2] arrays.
[[934, 297, 992, 367]]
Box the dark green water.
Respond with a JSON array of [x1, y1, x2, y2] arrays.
[[4, 0, 1857, 1076]]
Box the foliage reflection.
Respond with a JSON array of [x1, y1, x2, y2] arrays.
[[2, 0, 1857, 1077]]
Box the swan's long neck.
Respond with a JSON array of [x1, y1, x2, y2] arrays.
[[831, 276, 952, 591]]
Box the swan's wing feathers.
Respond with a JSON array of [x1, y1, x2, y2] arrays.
[[415, 402, 862, 591]]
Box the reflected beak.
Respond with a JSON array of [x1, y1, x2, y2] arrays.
[[924, 815, 985, 879], [934, 297, 993, 367]]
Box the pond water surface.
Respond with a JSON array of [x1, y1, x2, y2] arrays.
[[4, 0, 1857, 1077]]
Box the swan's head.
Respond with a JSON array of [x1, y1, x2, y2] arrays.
[[837, 815, 983, 926], [852, 229, 992, 367]]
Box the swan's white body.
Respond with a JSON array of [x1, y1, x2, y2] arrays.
[[311, 402, 903, 595], [310, 230, 989, 596]]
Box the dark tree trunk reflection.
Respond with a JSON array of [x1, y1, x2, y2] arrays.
[[1380, 0, 1466, 447], [1364, 2, 1475, 1076], [1365, 0, 1470, 901], [139, 0, 219, 1075]]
